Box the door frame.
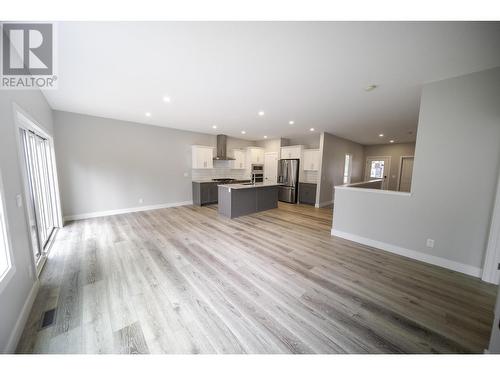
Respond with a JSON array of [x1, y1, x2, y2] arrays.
[[12, 103, 63, 276], [263, 151, 279, 183], [365, 156, 391, 190], [482, 168, 500, 284], [396, 155, 415, 192]]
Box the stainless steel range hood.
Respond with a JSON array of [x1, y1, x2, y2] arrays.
[[214, 134, 235, 160]]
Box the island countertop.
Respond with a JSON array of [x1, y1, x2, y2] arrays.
[[218, 182, 282, 190], [218, 183, 280, 218]]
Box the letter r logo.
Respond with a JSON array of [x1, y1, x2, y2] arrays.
[[2, 23, 53, 75]]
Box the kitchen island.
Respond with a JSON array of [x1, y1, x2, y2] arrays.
[[218, 182, 281, 218]]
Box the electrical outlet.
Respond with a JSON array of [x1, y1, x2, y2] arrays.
[[138, 198, 143, 204], [426, 238, 435, 248]]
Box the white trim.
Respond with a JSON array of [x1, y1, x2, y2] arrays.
[[315, 199, 333, 208], [335, 184, 412, 197], [482, 168, 500, 285], [4, 280, 39, 353], [64, 200, 193, 222], [331, 228, 482, 278]]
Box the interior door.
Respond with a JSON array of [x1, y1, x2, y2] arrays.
[[398, 157, 414, 192], [264, 152, 278, 183], [365, 157, 391, 190]]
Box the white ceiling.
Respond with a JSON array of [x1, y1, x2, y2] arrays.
[[43, 21, 500, 145]]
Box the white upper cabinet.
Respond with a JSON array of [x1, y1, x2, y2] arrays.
[[303, 149, 320, 171], [192, 145, 214, 169], [232, 149, 246, 169], [246, 147, 265, 164], [280, 145, 303, 159]]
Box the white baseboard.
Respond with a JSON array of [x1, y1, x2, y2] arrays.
[[5, 280, 39, 353], [315, 200, 333, 208], [331, 228, 482, 278], [64, 200, 193, 222]]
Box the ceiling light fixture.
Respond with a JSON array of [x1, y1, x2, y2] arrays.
[[263, 135, 268, 139], [389, 140, 395, 143], [289, 120, 295, 125], [379, 133, 384, 137], [241, 130, 246, 135], [145, 112, 151, 117], [310, 128, 315, 132], [212, 125, 217, 129], [163, 96, 171, 103], [258, 111, 265, 116], [365, 84, 378, 92]]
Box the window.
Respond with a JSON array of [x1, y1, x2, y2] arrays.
[[0, 172, 12, 282], [369, 160, 385, 179], [343, 154, 352, 184]]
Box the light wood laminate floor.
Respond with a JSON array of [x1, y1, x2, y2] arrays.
[[17, 203, 497, 354]]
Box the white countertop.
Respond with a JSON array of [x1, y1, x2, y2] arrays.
[[218, 182, 282, 190]]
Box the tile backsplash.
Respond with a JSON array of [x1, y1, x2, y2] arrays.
[[192, 161, 319, 183], [192, 161, 249, 181]]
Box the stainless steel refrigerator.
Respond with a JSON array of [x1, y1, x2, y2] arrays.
[[277, 159, 299, 203]]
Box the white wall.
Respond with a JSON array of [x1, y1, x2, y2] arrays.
[[333, 67, 500, 276], [0, 89, 54, 352], [317, 132, 365, 206], [53, 111, 254, 219]]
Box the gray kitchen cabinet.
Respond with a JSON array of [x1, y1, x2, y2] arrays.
[[299, 183, 317, 205], [192, 182, 219, 206]]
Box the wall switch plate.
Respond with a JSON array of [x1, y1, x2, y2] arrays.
[[138, 198, 143, 204], [426, 238, 435, 248], [16, 194, 23, 208], [184, 172, 189, 177]]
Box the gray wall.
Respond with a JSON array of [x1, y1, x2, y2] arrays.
[[333, 67, 500, 272], [0, 89, 54, 352], [363, 143, 416, 191], [54, 111, 257, 218], [317, 132, 364, 205], [287, 134, 321, 149], [255, 138, 282, 153]]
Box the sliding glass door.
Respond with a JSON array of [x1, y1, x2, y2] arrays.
[[20, 129, 57, 261]]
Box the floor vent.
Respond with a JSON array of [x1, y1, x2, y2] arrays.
[[40, 308, 57, 329]]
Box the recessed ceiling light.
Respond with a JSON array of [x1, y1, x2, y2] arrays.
[[365, 84, 378, 92], [289, 120, 295, 125], [241, 130, 246, 134], [263, 135, 268, 139], [212, 125, 217, 129], [163, 96, 171, 103], [389, 140, 395, 143], [258, 111, 265, 117], [309, 128, 315, 132], [379, 133, 384, 137], [145, 112, 151, 117]]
